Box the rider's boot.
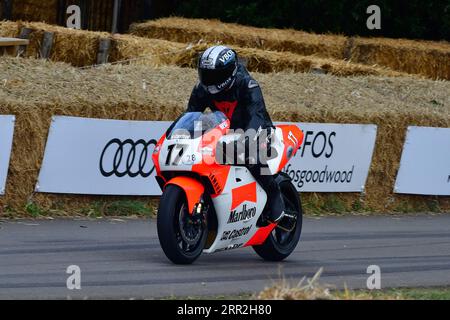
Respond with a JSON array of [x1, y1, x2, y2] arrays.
[[265, 180, 286, 223], [265, 180, 297, 231], [250, 166, 296, 230]]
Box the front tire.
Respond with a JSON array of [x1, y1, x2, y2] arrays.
[[157, 184, 207, 264], [253, 180, 303, 261]]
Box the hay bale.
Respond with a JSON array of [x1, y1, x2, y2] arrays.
[[130, 17, 348, 60], [109, 34, 187, 67], [0, 56, 449, 215], [0, 21, 183, 67], [0, 20, 20, 37], [171, 42, 408, 77], [130, 17, 450, 80], [350, 37, 450, 80], [0, 20, 109, 66], [0, 20, 407, 77]]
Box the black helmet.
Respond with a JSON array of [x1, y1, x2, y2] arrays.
[[198, 45, 238, 94]]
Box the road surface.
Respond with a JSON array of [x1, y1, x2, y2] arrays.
[[0, 214, 449, 299]]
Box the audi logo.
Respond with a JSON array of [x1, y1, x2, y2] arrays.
[[99, 138, 157, 178]]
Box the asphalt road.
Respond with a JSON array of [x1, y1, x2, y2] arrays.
[[0, 214, 450, 299]]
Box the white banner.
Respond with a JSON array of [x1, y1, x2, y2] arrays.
[[37, 116, 170, 195], [394, 126, 450, 195], [280, 123, 377, 192], [37, 116, 377, 195], [0, 115, 15, 195]]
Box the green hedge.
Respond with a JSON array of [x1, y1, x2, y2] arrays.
[[172, 0, 450, 41]]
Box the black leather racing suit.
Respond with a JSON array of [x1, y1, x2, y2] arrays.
[[187, 63, 283, 220]]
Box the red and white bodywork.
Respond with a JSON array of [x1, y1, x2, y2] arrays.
[[152, 111, 304, 254]]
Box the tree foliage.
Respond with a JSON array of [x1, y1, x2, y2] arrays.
[[173, 0, 450, 41]]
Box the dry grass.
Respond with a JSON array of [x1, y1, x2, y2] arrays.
[[257, 268, 334, 300], [0, 20, 406, 77], [130, 17, 450, 80], [0, 56, 449, 215], [257, 268, 402, 300]]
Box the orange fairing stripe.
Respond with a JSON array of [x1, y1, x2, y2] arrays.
[[231, 182, 257, 210], [244, 223, 277, 247], [276, 125, 304, 172], [152, 133, 166, 176], [165, 176, 204, 214]]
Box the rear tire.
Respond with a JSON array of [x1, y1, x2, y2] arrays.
[[253, 180, 303, 261], [157, 184, 207, 264]]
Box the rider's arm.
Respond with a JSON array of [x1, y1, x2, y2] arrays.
[[186, 82, 207, 112], [242, 80, 277, 163], [242, 80, 274, 132]]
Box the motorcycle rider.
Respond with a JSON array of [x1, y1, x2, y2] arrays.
[[186, 45, 286, 224]]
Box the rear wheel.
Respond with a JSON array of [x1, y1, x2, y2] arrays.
[[157, 184, 207, 264], [253, 180, 303, 261]]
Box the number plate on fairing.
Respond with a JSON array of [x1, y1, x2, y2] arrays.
[[158, 138, 202, 171]]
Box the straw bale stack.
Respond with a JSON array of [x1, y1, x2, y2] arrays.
[[130, 17, 348, 59], [130, 17, 450, 80], [0, 56, 448, 215]]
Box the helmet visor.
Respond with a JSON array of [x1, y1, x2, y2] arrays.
[[199, 63, 236, 86]]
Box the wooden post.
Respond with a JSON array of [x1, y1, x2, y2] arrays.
[[311, 67, 327, 75], [344, 37, 355, 60], [17, 27, 32, 57], [96, 38, 111, 64], [111, 0, 122, 34], [2, 0, 13, 20], [40, 31, 54, 59]]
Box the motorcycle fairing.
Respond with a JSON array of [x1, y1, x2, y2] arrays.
[[203, 166, 267, 253], [165, 176, 205, 214], [153, 111, 304, 253]]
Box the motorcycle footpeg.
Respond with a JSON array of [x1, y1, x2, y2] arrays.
[[276, 211, 297, 232]]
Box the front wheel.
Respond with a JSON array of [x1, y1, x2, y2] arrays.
[[157, 184, 207, 264], [253, 180, 303, 261]]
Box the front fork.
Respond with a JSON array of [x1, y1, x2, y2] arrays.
[[192, 199, 209, 228]]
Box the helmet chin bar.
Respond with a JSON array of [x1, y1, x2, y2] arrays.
[[205, 77, 236, 95], [206, 86, 221, 95]]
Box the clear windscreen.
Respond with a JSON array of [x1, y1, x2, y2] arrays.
[[166, 111, 227, 139]]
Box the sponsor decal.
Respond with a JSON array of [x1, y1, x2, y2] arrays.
[[230, 182, 257, 210], [284, 164, 355, 188], [214, 243, 243, 252], [99, 138, 156, 178], [200, 57, 214, 69], [217, 77, 232, 90], [299, 130, 336, 158], [278, 124, 377, 192], [213, 100, 238, 120], [218, 49, 234, 64], [227, 204, 257, 223], [247, 79, 259, 89], [220, 225, 252, 241]]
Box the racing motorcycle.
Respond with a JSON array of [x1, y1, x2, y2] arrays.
[[152, 111, 304, 264]]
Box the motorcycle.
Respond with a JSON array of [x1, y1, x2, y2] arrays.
[[152, 111, 304, 264]]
